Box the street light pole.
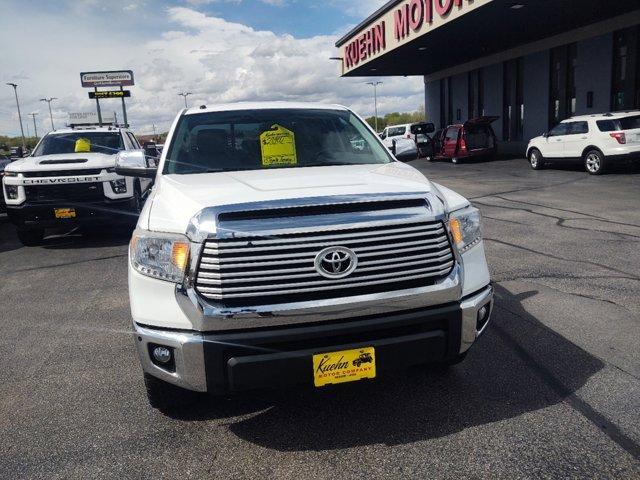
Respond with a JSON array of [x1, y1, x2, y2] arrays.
[[178, 92, 192, 109], [6, 83, 26, 152], [366, 81, 383, 132], [29, 112, 39, 139], [40, 97, 57, 130]]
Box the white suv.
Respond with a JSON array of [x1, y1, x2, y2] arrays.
[[526, 111, 640, 175]]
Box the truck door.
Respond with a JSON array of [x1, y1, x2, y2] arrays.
[[563, 121, 589, 158], [544, 123, 570, 158], [443, 127, 460, 157]]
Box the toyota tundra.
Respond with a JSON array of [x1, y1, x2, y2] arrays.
[[117, 102, 493, 410]]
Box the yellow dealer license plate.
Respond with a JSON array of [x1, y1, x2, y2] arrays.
[[54, 208, 76, 219], [313, 347, 376, 387]]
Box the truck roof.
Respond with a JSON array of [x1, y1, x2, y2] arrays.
[[47, 126, 131, 134], [567, 110, 640, 121], [184, 101, 349, 116]]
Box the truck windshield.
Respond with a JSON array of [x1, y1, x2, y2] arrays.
[[163, 108, 393, 174], [33, 132, 124, 156]]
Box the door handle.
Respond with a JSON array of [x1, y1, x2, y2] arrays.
[[581, 136, 588, 139]]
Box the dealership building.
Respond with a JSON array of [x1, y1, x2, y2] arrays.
[[336, 0, 640, 153]]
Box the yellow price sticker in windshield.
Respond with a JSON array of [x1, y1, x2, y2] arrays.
[[75, 137, 91, 153], [260, 124, 297, 167]]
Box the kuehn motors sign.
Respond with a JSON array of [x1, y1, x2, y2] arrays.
[[336, 0, 493, 75], [80, 70, 135, 88]]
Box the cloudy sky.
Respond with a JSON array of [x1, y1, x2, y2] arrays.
[[0, 0, 424, 137]]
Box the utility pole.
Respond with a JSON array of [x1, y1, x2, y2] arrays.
[[366, 81, 383, 132], [6, 83, 26, 152], [40, 97, 57, 130], [120, 86, 128, 127], [178, 92, 192, 108], [29, 112, 38, 139]]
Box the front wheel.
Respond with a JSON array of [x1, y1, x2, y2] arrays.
[[585, 150, 606, 175], [17, 228, 44, 246], [528, 149, 544, 170]]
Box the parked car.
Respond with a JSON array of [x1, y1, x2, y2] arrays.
[[0, 154, 10, 212], [527, 111, 640, 175], [2, 125, 150, 245], [435, 116, 499, 164], [117, 102, 493, 410], [380, 122, 435, 155], [10, 146, 24, 159]]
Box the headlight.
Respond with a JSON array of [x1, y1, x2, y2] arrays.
[[4, 184, 19, 200], [110, 178, 127, 194], [4, 171, 17, 177], [448, 206, 482, 253], [130, 231, 190, 283]]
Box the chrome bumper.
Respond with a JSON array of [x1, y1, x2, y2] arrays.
[[134, 284, 493, 393]]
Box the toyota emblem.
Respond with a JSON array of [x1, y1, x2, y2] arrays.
[[314, 246, 358, 279]]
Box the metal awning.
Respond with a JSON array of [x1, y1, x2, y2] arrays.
[[336, 0, 640, 78]]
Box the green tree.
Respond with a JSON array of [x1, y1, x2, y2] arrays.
[[365, 106, 426, 132]]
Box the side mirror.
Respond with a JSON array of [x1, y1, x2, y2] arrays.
[[390, 139, 397, 155], [425, 122, 436, 134], [542, 132, 549, 138], [115, 149, 157, 178]]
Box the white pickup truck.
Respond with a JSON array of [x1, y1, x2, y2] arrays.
[[116, 102, 493, 410], [2, 125, 148, 245]]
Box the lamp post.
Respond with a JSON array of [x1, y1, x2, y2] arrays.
[[29, 112, 38, 139], [40, 97, 57, 130], [366, 81, 383, 133], [6, 83, 26, 152], [178, 92, 192, 108]]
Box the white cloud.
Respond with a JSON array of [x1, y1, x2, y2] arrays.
[[0, 5, 424, 137]]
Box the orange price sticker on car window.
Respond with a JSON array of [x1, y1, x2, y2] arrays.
[[260, 124, 297, 167]]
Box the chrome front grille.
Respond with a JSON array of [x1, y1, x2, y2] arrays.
[[195, 220, 455, 305]]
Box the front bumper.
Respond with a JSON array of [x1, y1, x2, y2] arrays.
[[6, 197, 137, 228], [133, 284, 493, 394]]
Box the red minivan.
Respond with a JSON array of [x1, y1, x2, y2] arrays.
[[435, 116, 499, 164]]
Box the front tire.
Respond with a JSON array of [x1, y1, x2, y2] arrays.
[[528, 149, 544, 170], [17, 228, 44, 246], [143, 372, 201, 413], [585, 149, 605, 175]]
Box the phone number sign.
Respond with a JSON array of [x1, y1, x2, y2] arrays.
[[80, 70, 134, 88]]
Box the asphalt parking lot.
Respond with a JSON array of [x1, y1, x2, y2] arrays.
[[1, 158, 639, 479]]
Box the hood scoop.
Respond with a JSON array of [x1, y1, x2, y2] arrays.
[[40, 159, 88, 165], [217, 198, 429, 222]]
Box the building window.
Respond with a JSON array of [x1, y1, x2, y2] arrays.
[[516, 58, 524, 140], [549, 44, 576, 128], [612, 27, 639, 111], [468, 71, 475, 120], [447, 77, 453, 126], [439, 78, 446, 129], [468, 69, 484, 119], [503, 59, 524, 141], [566, 43, 577, 116]]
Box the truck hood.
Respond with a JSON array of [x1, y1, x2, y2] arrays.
[[146, 162, 438, 233], [5, 152, 116, 173]]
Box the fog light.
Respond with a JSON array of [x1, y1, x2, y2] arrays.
[[152, 346, 172, 364], [476, 305, 490, 332], [110, 178, 127, 194], [4, 184, 18, 200]]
